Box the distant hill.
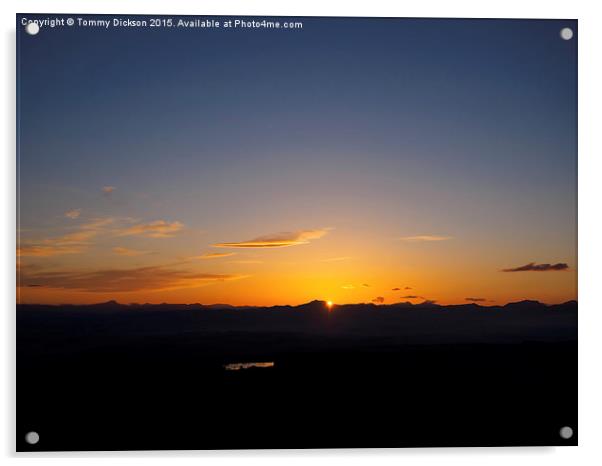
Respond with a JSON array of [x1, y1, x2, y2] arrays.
[[17, 299, 577, 345], [18, 298, 577, 312]]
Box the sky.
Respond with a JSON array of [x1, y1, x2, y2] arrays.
[[17, 16, 577, 305]]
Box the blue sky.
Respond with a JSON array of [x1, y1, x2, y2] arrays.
[[17, 16, 577, 305]]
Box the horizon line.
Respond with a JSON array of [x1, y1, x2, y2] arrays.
[[16, 298, 578, 308]]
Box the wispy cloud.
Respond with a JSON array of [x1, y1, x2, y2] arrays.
[[322, 256, 352, 262], [193, 252, 236, 260], [465, 297, 487, 302], [502, 262, 569, 272], [64, 209, 82, 219], [213, 228, 330, 248], [19, 265, 243, 292], [112, 247, 152, 257], [118, 220, 183, 238], [372, 296, 385, 304], [401, 295, 424, 300], [18, 218, 114, 257], [392, 287, 400, 291], [341, 284, 355, 290], [228, 260, 263, 264], [399, 235, 451, 242], [362, 283, 370, 288], [80, 217, 115, 230], [18, 217, 183, 257], [17, 243, 86, 257]]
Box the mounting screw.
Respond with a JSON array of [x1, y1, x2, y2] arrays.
[[25, 22, 40, 36], [559, 426, 573, 439], [25, 431, 39, 445], [560, 28, 573, 41]]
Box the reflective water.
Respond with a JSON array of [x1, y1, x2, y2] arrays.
[[224, 362, 275, 371]]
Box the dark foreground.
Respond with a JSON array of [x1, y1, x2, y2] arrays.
[[17, 300, 577, 450]]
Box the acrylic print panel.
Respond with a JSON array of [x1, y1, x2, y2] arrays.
[[16, 14, 577, 451]]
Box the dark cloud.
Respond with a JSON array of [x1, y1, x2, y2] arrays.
[[392, 287, 400, 291], [465, 297, 487, 302], [401, 295, 423, 300], [405, 286, 412, 290], [362, 283, 370, 288], [19, 265, 243, 292], [372, 296, 385, 304], [502, 262, 569, 272]]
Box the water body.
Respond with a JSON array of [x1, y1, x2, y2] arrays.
[[224, 362, 274, 371]]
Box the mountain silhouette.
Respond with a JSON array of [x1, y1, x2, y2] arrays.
[[503, 299, 547, 311], [68, 298, 575, 312], [17, 299, 577, 344]]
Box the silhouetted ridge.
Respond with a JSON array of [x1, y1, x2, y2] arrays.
[[18, 299, 578, 312], [503, 300, 546, 311], [296, 300, 327, 310], [89, 300, 125, 309], [548, 300, 578, 312]]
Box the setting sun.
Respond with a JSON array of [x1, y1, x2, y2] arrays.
[[326, 300, 334, 310]]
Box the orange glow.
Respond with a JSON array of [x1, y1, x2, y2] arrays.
[[16, 221, 577, 306]]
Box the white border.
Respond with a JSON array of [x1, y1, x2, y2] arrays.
[[3, 1, 602, 465]]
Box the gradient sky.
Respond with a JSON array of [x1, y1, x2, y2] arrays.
[[17, 16, 577, 305]]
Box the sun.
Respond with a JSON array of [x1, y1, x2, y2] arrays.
[[326, 300, 334, 310]]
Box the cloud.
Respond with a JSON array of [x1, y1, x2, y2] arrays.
[[372, 296, 385, 304], [399, 235, 451, 242], [341, 284, 355, 290], [465, 297, 487, 302], [19, 265, 243, 292], [82, 217, 115, 229], [102, 186, 116, 195], [213, 228, 330, 248], [64, 209, 82, 219], [401, 295, 424, 300], [422, 300, 437, 305], [112, 247, 152, 257], [502, 262, 569, 272], [17, 218, 114, 257], [322, 256, 352, 262], [194, 252, 236, 260], [228, 260, 263, 264], [118, 220, 183, 238], [392, 287, 400, 291], [362, 283, 370, 288], [404, 286, 412, 290], [20, 217, 184, 256], [17, 243, 86, 257]]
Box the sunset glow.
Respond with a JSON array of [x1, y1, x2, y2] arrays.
[[16, 18, 576, 307]]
